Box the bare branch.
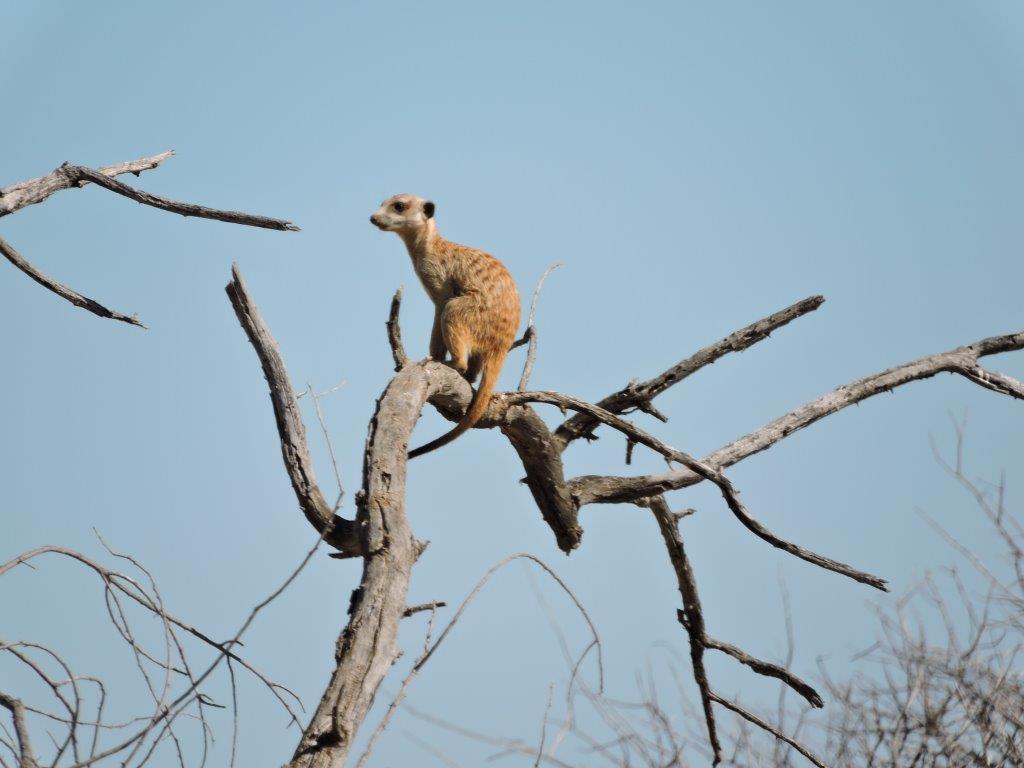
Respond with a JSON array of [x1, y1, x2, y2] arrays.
[[305, 383, 346, 513], [553, 295, 825, 448], [704, 637, 822, 709], [0, 151, 174, 218], [1, 542, 306, 754], [515, 261, 562, 391], [643, 496, 721, 763], [387, 288, 408, 370], [225, 264, 363, 557], [2, 151, 296, 327], [403, 601, 447, 618], [572, 329, 1024, 506], [407, 554, 605, 712], [61, 164, 299, 231], [513, 391, 887, 590], [0, 693, 38, 768], [709, 693, 827, 768], [499, 405, 583, 553], [534, 684, 555, 768], [0, 236, 145, 328]]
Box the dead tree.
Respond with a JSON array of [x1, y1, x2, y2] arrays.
[[5, 151, 1024, 767], [225, 260, 1022, 767]]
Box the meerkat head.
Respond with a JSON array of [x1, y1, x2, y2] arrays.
[[370, 194, 435, 234]]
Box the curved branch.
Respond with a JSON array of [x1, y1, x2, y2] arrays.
[[0, 236, 144, 328], [553, 295, 825, 448], [226, 265, 363, 558], [571, 330, 1024, 506], [709, 693, 827, 768]]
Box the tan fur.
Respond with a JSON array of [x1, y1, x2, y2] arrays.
[[371, 194, 521, 458]]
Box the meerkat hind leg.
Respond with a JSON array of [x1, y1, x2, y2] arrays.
[[465, 353, 482, 384], [441, 300, 474, 375], [443, 327, 470, 375], [429, 310, 447, 362]]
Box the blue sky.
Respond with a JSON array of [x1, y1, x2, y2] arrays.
[[2, 2, 1023, 765]]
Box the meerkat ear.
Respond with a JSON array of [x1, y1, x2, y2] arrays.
[[423, 200, 435, 219]]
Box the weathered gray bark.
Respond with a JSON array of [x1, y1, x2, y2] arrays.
[[0, 151, 174, 218], [287, 365, 433, 767], [0, 691, 38, 768], [228, 269, 467, 766], [227, 265, 363, 557]]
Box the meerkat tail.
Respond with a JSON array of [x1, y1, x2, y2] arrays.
[[408, 352, 504, 459]]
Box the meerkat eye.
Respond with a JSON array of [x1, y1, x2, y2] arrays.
[[392, 201, 407, 213]]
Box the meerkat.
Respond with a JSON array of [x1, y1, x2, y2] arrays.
[[371, 194, 521, 458]]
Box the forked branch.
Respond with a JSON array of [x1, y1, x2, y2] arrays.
[[645, 495, 825, 765], [571, 330, 1024, 506], [226, 265, 363, 558], [509, 390, 886, 590], [0, 236, 144, 328], [2, 152, 296, 327], [553, 295, 825, 449]]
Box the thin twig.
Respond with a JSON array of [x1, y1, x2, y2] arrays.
[[515, 261, 562, 391], [403, 601, 447, 618], [534, 684, 556, 768], [0, 236, 145, 328], [306, 383, 345, 512], [709, 693, 827, 768]]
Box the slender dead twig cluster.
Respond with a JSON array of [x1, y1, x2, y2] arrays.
[[0, 536, 317, 768], [817, 428, 1024, 767]]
